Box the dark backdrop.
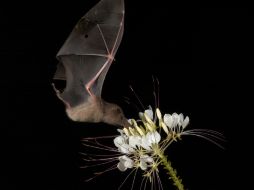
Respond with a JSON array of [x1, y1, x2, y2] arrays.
[[1, 0, 252, 190]]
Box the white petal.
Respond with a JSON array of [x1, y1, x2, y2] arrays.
[[120, 155, 134, 169], [172, 113, 179, 121], [128, 136, 136, 148], [172, 113, 180, 127], [146, 156, 154, 163], [182, 116, 189, 128], [140, 160, 148, 170], [140, 154, 149, 159], [145, 107, 153, 120], [117, 155, 127, 172], [153, 131, 161, 143], [179, 113, 184, 126], [139, 112, 144, 120], [148, 132, 155, 143], [118, 155, 134, 171], [114, 136, 125, 148], [117, 162, 127, 172], [145, 132, 153, 144], [140, 155, 153, 163], [119, 155, 125, 162], [151, 133, 156, 143], [139, 155, 153, 170], [145, 131, 160, 145], [118, 144, 133, 154], [118, 145, 128, 154], [124, 159, 134, 168], [148, 131, 160, 144], [129, 135, 141, 148], [164, 114, 173, 128], [124, 155, 133, 161], [141, 135, 152, 151]]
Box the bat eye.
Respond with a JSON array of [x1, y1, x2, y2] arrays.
[[84, 34, 89, 38], [114, 108, 121, 114]]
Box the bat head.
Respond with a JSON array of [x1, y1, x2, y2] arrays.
[[102, 102, 131, 128]]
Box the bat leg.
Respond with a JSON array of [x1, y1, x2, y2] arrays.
[[52, 83, 71, 109], [85, 58, 112, 97]]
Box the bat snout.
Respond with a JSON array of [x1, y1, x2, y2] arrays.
[[119, 117, 131, 128], [102, 102, 130, 128], [113, 117, 132, 129]]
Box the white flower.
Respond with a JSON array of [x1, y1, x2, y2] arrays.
[[117, 155, 134, 172], [114, 134, 134, 154], [141, 131, 161, 151], [82, 105, 223, 190], [182, 116, 190, 128], [139, 106, 153, 120], [164, 113, 189, 130], [144, 106, 153, 120], [164, 114, 174, 128], [139, 155, 153, 170], [141, 136, 152, 151], [146, 131, 161, 145], [114, 108, 189, 173], [129, 135, 142, 148]]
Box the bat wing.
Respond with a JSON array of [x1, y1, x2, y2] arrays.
[[53, 0, 124, 108]]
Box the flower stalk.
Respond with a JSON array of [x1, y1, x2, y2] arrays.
[[157, 150, 185, 190]]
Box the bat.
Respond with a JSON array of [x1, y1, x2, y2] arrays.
[[52, 0, 130, 128]]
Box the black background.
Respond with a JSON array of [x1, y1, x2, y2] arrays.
[[1, 0, 252, 190]]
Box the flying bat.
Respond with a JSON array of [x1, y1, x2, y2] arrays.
[[52, 0, 130, 127]]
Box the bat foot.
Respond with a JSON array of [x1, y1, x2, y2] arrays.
[[52, 83, 71, 109], [52, 83, 60, 93]]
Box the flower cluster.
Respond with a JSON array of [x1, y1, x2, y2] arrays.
[[82, 106, 223, 190], [114, 107, 190, 174]]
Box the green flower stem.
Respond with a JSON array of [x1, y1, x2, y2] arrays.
[[158, 151, 185, 190]]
